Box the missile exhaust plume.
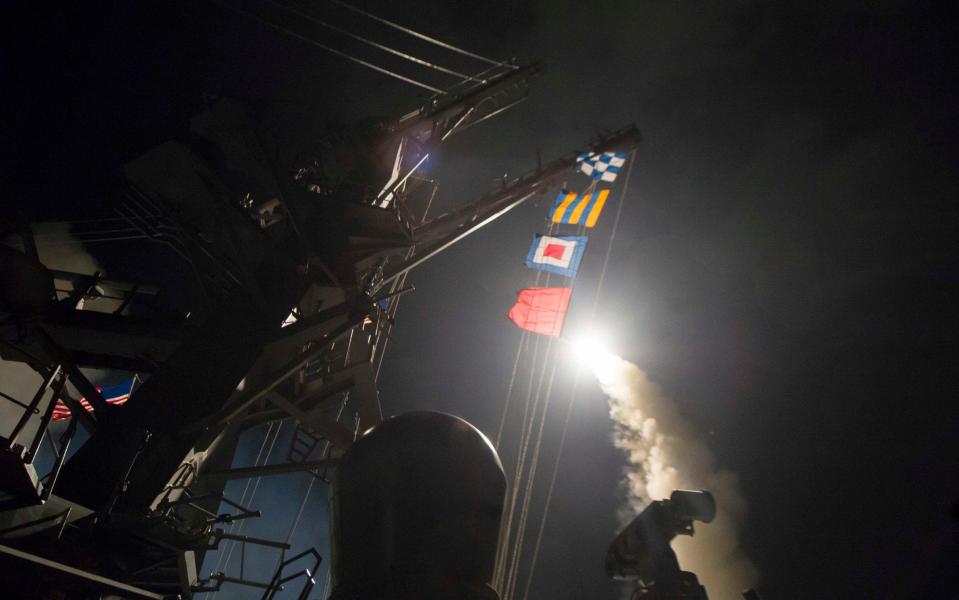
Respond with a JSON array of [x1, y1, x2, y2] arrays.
[[590, 352, 759, 600]]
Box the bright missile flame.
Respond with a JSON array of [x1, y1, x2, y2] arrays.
[[569, 331, 616, 372]]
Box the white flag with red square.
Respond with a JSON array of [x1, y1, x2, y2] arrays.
[[524, 234, 588, 278]]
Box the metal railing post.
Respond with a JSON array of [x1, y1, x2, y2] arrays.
[[40, 416, 78, 502], [25, 372, 68, 463], [7, 365, 62, 450]]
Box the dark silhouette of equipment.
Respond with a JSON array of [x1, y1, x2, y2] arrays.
[[330, 412, 506, 600], [606, 490, 716, 600]]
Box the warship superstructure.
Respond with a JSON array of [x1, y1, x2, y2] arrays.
[[0, 5, 639, 594]]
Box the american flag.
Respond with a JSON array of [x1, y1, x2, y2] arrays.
[[51, 378, 137, 420]]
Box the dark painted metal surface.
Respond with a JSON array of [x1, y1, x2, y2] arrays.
[[331, 411, 505, 600]]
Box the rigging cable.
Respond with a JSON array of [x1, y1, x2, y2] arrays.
[[52, 216, 129, 225], [210, 0, 445, 94], [503, 231, 577, 598], [501, 340, 553, 599], [496, 335, 543, 593], [36, 234, 150, 246], [492, 327, 527, 588], [328, 0, 517, 69], [496, 215, 564, 592], [495, 176, 595, 590], [262, 0, 485, 83], [493, 330, 529, 448], [519, 150, 638, 600], [200, 420, 279, 598], [493, 204, 542, 449], [206, 419, 286, 596], [372, 246, 416, 374], [500, 161, 634, 599], [520, 375, 579, 600], [33, 226, 141, 237], [493, 333, 535, 587], [320, 568, 332, 599], [444, 64, 508, 96], [493, 225, 553, 590], [269, 397, 349, 584], [504, 353, 558, 600]]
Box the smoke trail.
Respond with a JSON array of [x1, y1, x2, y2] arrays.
[[590, 352, 759, 600]]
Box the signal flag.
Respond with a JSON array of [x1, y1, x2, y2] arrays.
[[507, 287, 573, 337], [576, 151, 626, 181], [549, 189, 609, 227], [525, 234, 588, 278]]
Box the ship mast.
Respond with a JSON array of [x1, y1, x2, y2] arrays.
[[0, 48, 638, 594]]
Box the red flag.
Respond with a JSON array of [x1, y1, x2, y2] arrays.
[[507, 287, 572, 337]]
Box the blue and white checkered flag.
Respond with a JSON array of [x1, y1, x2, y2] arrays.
[[576, 151, 627, 182]]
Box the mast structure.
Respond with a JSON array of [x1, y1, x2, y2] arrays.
[[0, 49, 639, 596]]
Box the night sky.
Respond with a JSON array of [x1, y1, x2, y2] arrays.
[[5, 2, 959, 599]]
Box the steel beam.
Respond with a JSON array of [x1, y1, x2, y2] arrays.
[[267, 391, 354, 449], [6, 365, 61, 450], [200, 458, 338, 482], [0, 542, 168, 599]]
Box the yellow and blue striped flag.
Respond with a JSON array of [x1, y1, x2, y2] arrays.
[[548, 189, 609, 227]]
